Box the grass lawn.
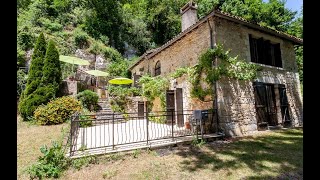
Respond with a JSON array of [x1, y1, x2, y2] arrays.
[[17, 116, 69, 180], [17, 115, 303, 180]]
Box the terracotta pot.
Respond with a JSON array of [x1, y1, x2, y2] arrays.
[[185, 122, 191, 130]]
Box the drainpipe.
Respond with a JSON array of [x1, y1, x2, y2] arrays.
[[207, 17, 221, 134]]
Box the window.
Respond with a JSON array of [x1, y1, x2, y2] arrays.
[[249, 34, 282, 67], [155, 61, 161, 76]]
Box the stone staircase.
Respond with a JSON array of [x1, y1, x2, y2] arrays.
[[95, 98, 125, 123]]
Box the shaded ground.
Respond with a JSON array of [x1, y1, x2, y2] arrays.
[[62, 128, 303, 180], [17, 116, 69, 180]]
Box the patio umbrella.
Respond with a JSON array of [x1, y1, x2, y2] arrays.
[[59, 55, 90, 79], [108, 77, 133, 85], [85, 70, 109, 77], [85, 70, 109, 87], [59, 55, 90, 66]]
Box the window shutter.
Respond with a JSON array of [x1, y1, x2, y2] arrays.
[[274, 43, 282, 68]]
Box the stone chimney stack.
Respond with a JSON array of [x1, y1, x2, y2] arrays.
[[180, 1, 198, 32]]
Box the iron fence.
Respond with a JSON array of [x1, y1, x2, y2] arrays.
[[69, 109, 217, 156]]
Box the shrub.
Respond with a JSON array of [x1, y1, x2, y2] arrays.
[[28, 141, 69, 179], [17, 49, 26, 69], [73, 27, 89, 49], [18, 85, 56, 120], [17, 69, 27, 97], [79, 108, 93, 128], [17, 30, 34, 51], [76, 90, 99, 111], [34, 96, 82, 125], [23, 32, 47, 98], [41, 40, 62, 92]]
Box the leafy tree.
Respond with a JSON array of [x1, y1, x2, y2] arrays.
[[41, 40, 62, 92], [22, 33, 47, 98]]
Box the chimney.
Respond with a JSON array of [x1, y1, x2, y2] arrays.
[[180, 1, 198, 32]]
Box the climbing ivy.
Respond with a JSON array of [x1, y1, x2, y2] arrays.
[[189, 44, 261, 101], [138, 44, 260, 107], [138, 75, 169, 111]]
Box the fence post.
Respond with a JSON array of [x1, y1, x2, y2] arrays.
[[171, 109, 174, 141], [70, 114, 73, 156], [146, 102, 149, 145], [112, 112, 115, 150], [196, 118, 199, 141]]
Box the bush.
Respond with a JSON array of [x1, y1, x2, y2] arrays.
[[41, 40, 62, 92], [17, 49, 26, 69], [79, 108, 93, 128], [17, 30, 34, 51], [17, 69, 27, 97], [73, 27, 89, 49], [76, 90, 99, 111], [28, 141, 69, 179], [34, 96, 82, 125], [18, 85, 56, 120]]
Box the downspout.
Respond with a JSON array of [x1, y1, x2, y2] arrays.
[[207, 16, 221, 134]]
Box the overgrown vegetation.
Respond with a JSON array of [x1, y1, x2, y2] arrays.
[[28, 141, 69, 179], [138, 75, 169, 111], [17, 69, 27, 97], [76, 90, 99, 111], [190, 44, 260, 101], [34, 96, 82, 125], [108, 85, 140, 113]]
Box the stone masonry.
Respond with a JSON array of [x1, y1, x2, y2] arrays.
[[130, 12, 303, 137]]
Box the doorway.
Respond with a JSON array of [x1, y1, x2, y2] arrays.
[[253, 82, 278, 129]]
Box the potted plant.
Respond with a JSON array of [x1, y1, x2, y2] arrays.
[[185, 121, 191, 130]]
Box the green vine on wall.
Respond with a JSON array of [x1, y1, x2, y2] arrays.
[[189, 44, 261, 101], [169, 45, 261, 101], [138, 75, 169, 112]]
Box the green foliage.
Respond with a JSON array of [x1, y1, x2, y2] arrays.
[[41, 40, 62, 92], [138, 75, 169, 111], [76, 90, 99, 111], [17, 69, 27, 97], [148, 113, 166, 124], [103, 47, 124, 62], [73, 27, 89, 49], [38, 17, 63, 33], [191, 137, 206, 148], [79, 108, 94, 128], [71, 155, 98, 170], [23, 32, 47, 98], [108, 85, 140, 113], [34, 96, 82, 125], [170, 67, 191, 79], [17, 27, 35, 51], [28, 141, 69, 179], [190, 44, 260, 101], [17, 49, 27, 69], [19, 85, 56, 120], [107, 61, 130, 78]]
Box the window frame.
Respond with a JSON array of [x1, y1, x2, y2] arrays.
[[154, 61, 161, 76], [249, 34, 283, 68]]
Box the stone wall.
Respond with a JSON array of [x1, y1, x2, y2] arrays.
[[60, 80, 78, 96], [215, 17, 303, 136], [130, 16, 302, 137], [126, 96, 145, 114], [131, 22, 211, 76]]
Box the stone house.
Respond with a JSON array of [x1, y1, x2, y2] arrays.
[[128, 1, 303, 136]]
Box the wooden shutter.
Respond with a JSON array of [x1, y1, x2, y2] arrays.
[[274, 43, 282, 68]]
